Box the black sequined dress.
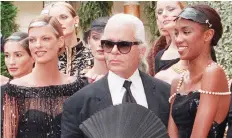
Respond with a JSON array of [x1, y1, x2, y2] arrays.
[[172, 91, 226, 138], [227, 84, 232, 138], [2, 79, 86, 138], [58, 39, 94, 77]]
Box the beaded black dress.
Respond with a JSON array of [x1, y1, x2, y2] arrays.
[[172, 91, 227, 138], [2, 79, 86, 138], [227, 84, 232, 138]]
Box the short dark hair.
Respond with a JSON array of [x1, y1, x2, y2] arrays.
[[3, 32, 31, 56], [83, 17, 109, 44]]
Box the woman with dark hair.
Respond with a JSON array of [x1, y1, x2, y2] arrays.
[[83, 17, 109, 83], [168, 5, 230, 138], [3, 32, 34, 80], [2, 15, 86, 138], [41, 2, 93, 77]]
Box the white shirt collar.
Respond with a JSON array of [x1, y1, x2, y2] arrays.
[[108, 70, 126, 96], [108, 69, 148, 108], [108, 69, 140, 91]]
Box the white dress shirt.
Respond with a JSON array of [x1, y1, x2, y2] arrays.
[[108, 69, 148, 108]]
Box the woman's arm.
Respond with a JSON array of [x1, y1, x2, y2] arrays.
[[191, 65, 230, 138], [3, 94, 19, 138], [168, 77, 180, 138]]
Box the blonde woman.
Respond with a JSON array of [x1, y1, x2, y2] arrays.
[[42, 2, 93, 77], [2, 15, 86, 138]]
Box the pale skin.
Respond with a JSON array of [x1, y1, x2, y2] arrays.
[[10, 25, 76, 87], [4, 41, 34, 79], [3, 25, 76, 137], [48, 5, 79, 48], [168, 19, 230, 138], [102, 23, 145, 79], [155, 1, 188, 83], [156, 1, 183, 60], [84, 30, 108, 82], [0, 75, 9, 86]]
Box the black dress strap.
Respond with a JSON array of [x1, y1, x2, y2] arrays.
[[154, 49, 165, 73], [154, 49, 180, 74]]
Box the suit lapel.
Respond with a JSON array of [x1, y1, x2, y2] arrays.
[[94, 74, 113, 112], [139, 71, 159, 115]]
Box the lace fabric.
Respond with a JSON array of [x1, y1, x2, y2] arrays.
[[2, 79, 86, 138]]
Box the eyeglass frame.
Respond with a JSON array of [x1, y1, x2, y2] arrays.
[[100, 40, 142, 54]]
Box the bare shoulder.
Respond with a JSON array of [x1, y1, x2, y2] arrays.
[[202, 63, 228, 91], [10, 74, 32, 86], [62, 73, 77, 84], [0, 75, 9, 85], [202, 63, 228, 83]]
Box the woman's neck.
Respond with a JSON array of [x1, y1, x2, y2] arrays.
[[14, 68, 33, 79], [165, 35, 171, 45], [188, 52, 212, 78], [65, 32, 78, 48], [90, 58, 108, 75], [168, 40, 178, 50], [31, 58, 62, 86]]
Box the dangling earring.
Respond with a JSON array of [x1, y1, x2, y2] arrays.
[[74, 24, 78, 28]]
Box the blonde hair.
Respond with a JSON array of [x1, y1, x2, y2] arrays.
[[41, 2, 77, 17], [28, 15, 63, 37], [28, 15, 65, 54], [178, 1, 187, 9], [4, 32, 31, 56]]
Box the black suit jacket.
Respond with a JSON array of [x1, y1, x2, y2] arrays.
[[61, 71, 170, 138]]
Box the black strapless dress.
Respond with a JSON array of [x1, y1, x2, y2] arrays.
[[2, 79, 86, 138], [227, 84, 232, 138], [154, 49, 179, 74], [172, 91, 226, 138]]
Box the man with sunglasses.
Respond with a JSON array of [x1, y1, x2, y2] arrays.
[[61, 13, 170, 138]]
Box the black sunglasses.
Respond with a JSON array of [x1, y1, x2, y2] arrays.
[[100, 40, 142, 54]]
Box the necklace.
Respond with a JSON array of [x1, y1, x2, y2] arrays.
[[171, 63, 187, 74], [168, 62, 231, 103]]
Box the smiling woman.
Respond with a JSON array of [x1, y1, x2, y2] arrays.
[[168, 5, 230, 138], [2, 15, 87, 138], [147, 1, 189, 85]]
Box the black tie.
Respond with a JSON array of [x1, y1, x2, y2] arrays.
[[122, 80, 136, 103]]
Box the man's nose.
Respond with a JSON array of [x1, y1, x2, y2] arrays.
[[111, 45, 120, 54]]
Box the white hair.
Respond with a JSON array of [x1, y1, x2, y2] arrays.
[[107, 13, 149, 73], [106, 13, 146, 46]]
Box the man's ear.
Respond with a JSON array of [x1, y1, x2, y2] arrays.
[[139, 46, 146, 58], [204, 29, 214, 43]]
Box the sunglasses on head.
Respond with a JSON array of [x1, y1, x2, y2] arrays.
[[100, 40, 142, 54]]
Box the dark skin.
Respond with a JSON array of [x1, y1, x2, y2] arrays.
[[168, 18, 230, 138]]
